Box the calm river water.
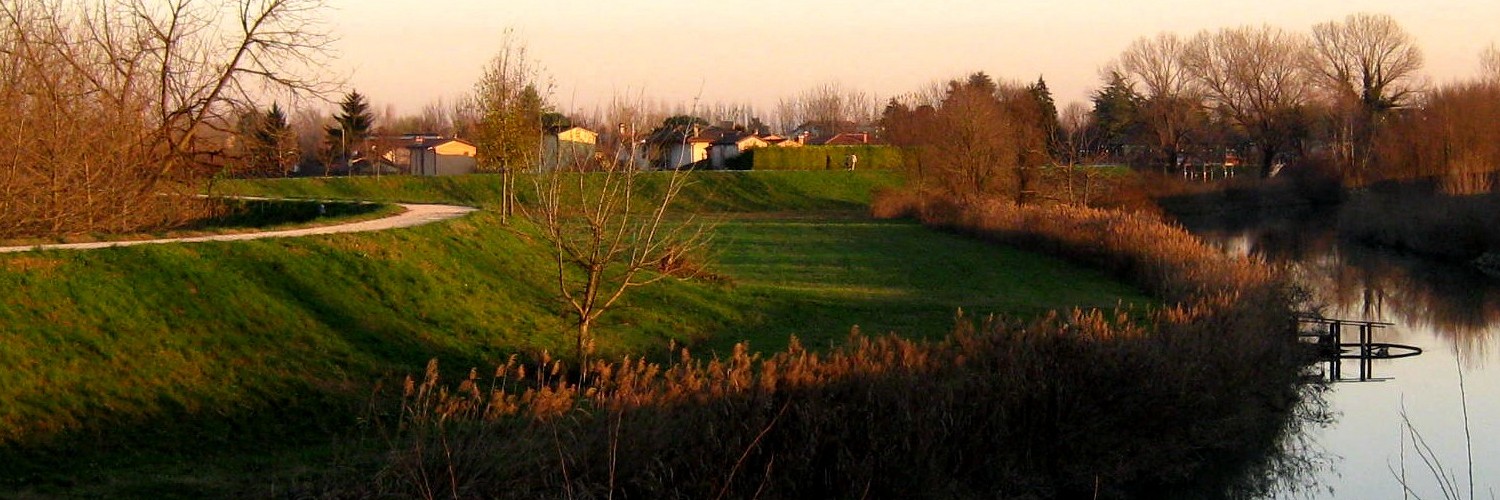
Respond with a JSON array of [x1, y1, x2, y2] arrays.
[[1181, 208, 1499, 499]]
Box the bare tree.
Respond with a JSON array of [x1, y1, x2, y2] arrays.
[[1048, 102, 1110, 205], [1116, 32, 1205, 172], [0, 0, 332, 238], [523, 138, 709, 372], [1183, 25, 1313, 178], [290, 105, 331, 172], [776, 82, 875, 134], [883, 73, 1047, 204], [1482, 44, 1500, 84], [1307, 13, 1425, 176]]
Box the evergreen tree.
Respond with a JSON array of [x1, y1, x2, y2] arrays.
[[254, 103, 294, 176], [326, 90, 374, 173], [1090, 72, 1143, 156], [1027, 76, 1061, 144]]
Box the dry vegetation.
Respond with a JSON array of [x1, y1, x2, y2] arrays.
[[342, 191, 1310, 499], [0, 0, 329, 239]]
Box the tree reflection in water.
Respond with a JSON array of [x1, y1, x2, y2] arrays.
[[1179, 204, 1499, 498]]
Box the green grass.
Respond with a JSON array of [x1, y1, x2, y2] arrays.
[[0, 170, 1151, 496], [706, 216, 1148, 352], [214, 170, 905, 211]]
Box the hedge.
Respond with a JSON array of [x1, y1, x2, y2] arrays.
[[726, 145, 904, 171]]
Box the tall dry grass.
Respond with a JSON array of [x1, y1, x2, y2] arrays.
[[350, 193, 1311, 499]]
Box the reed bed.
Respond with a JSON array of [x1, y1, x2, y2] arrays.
[[351, 192, 1310, 499]]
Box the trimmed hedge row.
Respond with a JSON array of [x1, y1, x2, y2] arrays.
[[727, 145, 903, 171]]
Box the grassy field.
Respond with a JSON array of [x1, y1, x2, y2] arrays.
[[709, 215, 1145, 351], [0, 171, 1151, 496], [214, 170, 904, 212]]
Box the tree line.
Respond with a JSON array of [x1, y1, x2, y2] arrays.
[[1089, 14, 1498, 188], [6, 5, 1499, 239]]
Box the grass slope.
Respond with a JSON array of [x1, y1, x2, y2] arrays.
[[0, 171, 1148, 495], [709, 216, 1146, 352], [215, 170, 904, 212]]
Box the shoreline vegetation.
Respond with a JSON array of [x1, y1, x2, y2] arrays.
[[1, 172, 1168, 497], [320, 186, 1312, 498]]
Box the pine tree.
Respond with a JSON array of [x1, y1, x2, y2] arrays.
[[1090, 72, 1142, 156], [326, 90, 374, 174], [256, 103, 294, 176], [1028, 76, 1061, 143]]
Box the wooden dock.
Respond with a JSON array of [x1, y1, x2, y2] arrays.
[[1295, 315, 1423, 382]]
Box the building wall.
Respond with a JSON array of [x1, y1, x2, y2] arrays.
[[542, 135, 597, 171], [432, 141, 477, 157], [556, 128, 597, 145], [412, 148, 477, 176], [663, 142, 710, 169]]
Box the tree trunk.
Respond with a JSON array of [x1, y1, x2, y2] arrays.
[[1259, 144, 1278, 179]]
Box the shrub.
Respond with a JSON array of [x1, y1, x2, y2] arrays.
[[736, 146, 903, 171]]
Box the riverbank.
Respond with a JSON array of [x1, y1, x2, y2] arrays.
[[1, 171, 1157, 496], [1337, 177, 1500, 272], [319, 190, 1314, 498]]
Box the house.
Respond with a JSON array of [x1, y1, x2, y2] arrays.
[[709, 132, 769, 169], [817, 132, 880, 146], [789, 120, 884, 146], [403, 136, 477, 176], [542, 126, 598, 171], [647, 125, 732, 170], [760, 134, 802, 148]]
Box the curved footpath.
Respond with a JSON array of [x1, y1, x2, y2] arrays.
[[0, 203, 478, 253]]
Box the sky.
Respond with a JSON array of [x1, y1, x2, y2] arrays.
[[325, 0, 1500, 120]]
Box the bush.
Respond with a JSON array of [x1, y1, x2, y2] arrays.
[[733, 146, 903, 171]]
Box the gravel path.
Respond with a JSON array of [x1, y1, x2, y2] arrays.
[[0, 202, 478, 253]]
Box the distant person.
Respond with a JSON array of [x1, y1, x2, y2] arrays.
[[846, 154, 858, 171], [825, 155, 831, 170]]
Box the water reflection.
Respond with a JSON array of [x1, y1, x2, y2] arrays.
[[1176, 206, 1500, 499], [1180, 207, 1498, 364]]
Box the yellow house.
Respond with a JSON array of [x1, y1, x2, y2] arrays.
[[543, 126, 598, 171], [407, 137, 477, 176]]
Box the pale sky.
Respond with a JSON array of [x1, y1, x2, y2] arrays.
[[326, 0, 1499, 120]]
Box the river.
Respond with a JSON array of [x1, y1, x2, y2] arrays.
[[1179, 207, 1500, 499]]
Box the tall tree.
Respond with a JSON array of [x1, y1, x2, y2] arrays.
[[886, 72, 1044, 204], [1307, 13, 1424, 176], [1027, 76, 1061, 145], [1117, 32, 1205, 172], [243, 103, 296, 177], [326, 90, 374, 175], [473, 32, 546, 219], [0, 0, 332, 238], [1484, 44, 1500, 84], [777, 82, 874, 132], [1183, 25, 1313, 178], [1090, 71, 1143, 158]]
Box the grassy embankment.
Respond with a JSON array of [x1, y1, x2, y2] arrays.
[[343, 190, 1307, 499], [0, 198, 399, 247], [0, 171, 1151, 496]]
